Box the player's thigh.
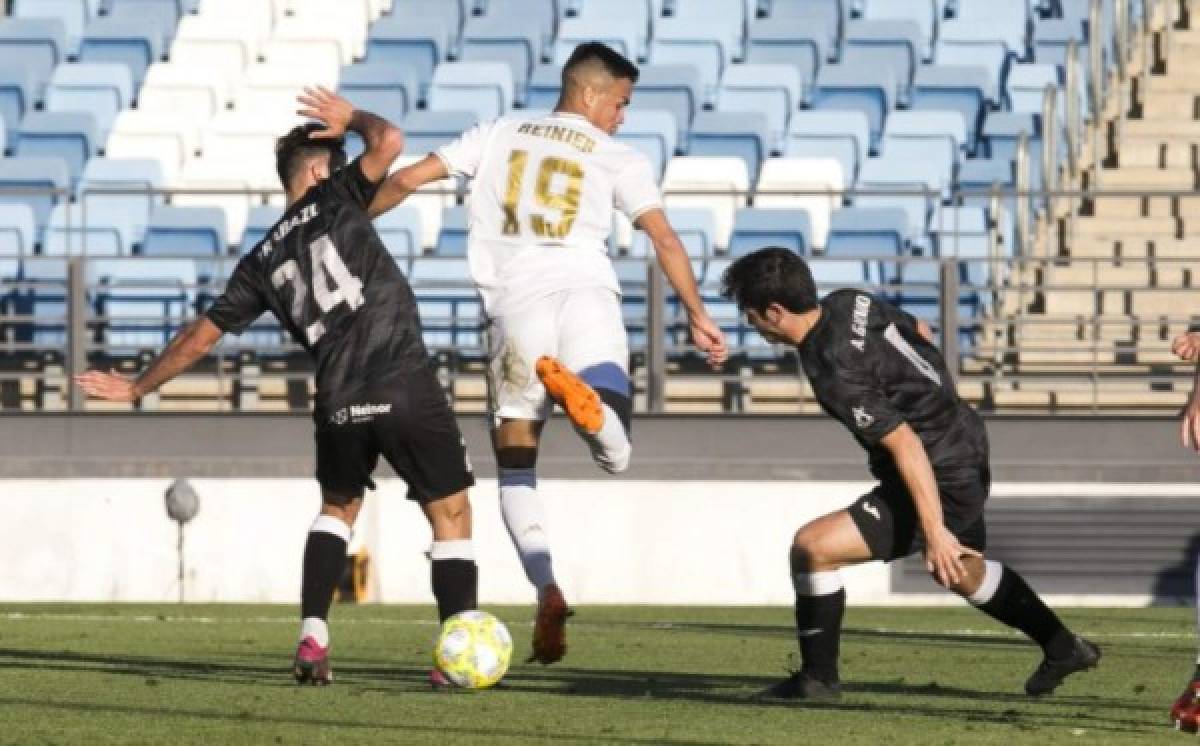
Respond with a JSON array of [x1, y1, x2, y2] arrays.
[[485, 296, 562, 424], [556, 287, 629, 375], [376, 370, 476, 504], [793, 509, 875, 569], [845, 484, 922, 562]]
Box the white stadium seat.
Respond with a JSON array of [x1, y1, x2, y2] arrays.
[[753, 157, 846, 250], [661, 156, 750, 249]]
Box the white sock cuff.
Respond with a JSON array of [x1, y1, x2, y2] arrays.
[[430, 539, 474, 561], [968, 560, 1005, 605], [792, 570, 843, 597], [299, 616, 329, 648], [311, 514, 351, 542]]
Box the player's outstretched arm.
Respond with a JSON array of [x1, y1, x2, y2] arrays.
[[74, 317, 224, 402], [367, 154, 449, 219], [636, 208, 727, 368], [297, 86, 404, 184], [881, 424, 981, 587]]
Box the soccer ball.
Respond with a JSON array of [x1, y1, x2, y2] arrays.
[[434, 610, 513, 689]]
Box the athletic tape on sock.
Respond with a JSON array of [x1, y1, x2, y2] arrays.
[[579, 362, 631, 397], [967, 560, 1005, 605], [498, 467, 537, 488], [792, 570, 843, 597], [430, 539, 475, 561], [310, 514, 351, 543]]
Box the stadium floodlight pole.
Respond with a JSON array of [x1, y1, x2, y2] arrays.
[[165, 478, 200, 603]]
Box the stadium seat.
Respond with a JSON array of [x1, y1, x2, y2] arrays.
[[240, 205, 282, 254], [428, 62, 515, 121], [855, 155, 946, 247], [525, 64, 563, 110], [235, 63, 339, 118], [484, 0, 556, 52], [1007, 63, 1059, 114], [929, 204, 993, 286], [983, 111, 1043, 186], [0, 19, 66, 77], [171, 159, 256, 247], [909, 65, 991, 152], [386, 0, 462, 42], [956, 156, 1013, 207], [650, 15, 739, 104], [754, 156, 844, 250], [106, 110, 202, 183], [409, 256, 479, 349], [951, 0, 1028, 54], [628, 65, 703, 146], [194, 0, 272, 45], [842, 19, 922, 104], [661, 156, 750, 249], [43, 203, 124, 256], [862, 0, 937, 61], [169, 15, 259, 94], [688, 112, 771, 184], [338, 64, 417, 128], [0, 63, 39, 137], [765, 0, 845, 37], [936, 21, 1012, 99], [138, 63, 229, 125], [388, 155, 457, 249], [143, 205, 228, 257], [460, 16, 540, 96], [629, 206, 715, 270], [44, 63, 133, 142], [269, 9, 365, 66], [0, 203, 38, 264], [434, 207, 469, 257], [78, 157, 164, 252], [811, 63, 895, 153], [374, 205, 423, 271], [200, 111, 299, 189], [826, 206, 910, 257], [14, 111, 99, 188], [78, 17, 162, 89], [808, 257, 868, 288], [401, 110, 480, 155], [91, 257, 199, 349], [615, 109, 678, 180], [745, 14, 834, 96], [554, 13, 642, 65], [883, 110, 967, 176], [13, 0, 86, 57], [104, 0, 179, 49], [728, 207, 813, 257], [785, 110, 870, 184], [717, 65, 802, 154], [366, 16, 452, 101]]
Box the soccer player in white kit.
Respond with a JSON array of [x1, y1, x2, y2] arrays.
[[368, 42, 727, 663]]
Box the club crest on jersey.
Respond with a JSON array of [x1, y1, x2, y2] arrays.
[[850, 294, 871, 352], [852, 406, 874, 429]]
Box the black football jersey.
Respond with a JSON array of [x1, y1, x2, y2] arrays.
[[798, 289, 988, 485], [206, 158, 428, 407]]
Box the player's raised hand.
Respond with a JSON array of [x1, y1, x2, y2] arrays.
[[690, 313, 728, 370], [297, 86, 354, 139], [1181, 395, 1200, 451], [74, 369, 138, 402], [923, 524, 980, 588], [1173, 332, 1200, 362]]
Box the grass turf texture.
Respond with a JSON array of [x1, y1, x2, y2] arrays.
[[0, 604, 1189, 744]]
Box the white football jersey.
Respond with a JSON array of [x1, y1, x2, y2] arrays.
[[436, 112, 662, 314]]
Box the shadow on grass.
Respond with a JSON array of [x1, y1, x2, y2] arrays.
[[0, 648, 1153, 736]]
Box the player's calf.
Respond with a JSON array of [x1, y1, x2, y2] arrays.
[[537, 358, 632, 473]]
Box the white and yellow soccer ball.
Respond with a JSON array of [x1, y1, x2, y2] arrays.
[[434, 610, 513, 689]]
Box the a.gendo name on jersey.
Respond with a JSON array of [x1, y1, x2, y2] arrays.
[[850, 294, 870, 352]]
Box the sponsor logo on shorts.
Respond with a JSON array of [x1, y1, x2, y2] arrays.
[[852, 406, 874, 429], [861, 501, 881, 521], [329, 403, 392, 425]]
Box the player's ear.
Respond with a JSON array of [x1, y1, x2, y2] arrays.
[[765, 303, 785, 326]]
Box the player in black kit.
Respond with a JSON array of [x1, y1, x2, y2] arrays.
[[75, 88, 477, 687], [720, 247, 1100, 700]]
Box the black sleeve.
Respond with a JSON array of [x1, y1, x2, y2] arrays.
[[205, 255, 267, 334], [823, 351, 906, 447], [323, 157, 383, 210]]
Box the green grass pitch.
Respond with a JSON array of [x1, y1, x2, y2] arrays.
[[0, 604, 1191, 744]]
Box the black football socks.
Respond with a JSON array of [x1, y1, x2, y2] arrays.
[[431, 540, 478, 622]]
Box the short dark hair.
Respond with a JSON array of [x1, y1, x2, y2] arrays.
[[275, 123, 347, 189], [720, 247, 818, 315], [561, 41, 640, 91]]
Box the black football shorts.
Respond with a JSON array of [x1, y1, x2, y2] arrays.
[[313, 366, 474, 502]]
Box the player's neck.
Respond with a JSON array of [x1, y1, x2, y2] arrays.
[[784, 307, 822, 346]]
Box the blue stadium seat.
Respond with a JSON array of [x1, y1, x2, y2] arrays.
[[14, 111, 98, 188], [650, 15, 739, 104], [409, 256, 479, 349], [79, 17, 162, 89], [374, 205, 423, 272], [728, 207, 813, 257], [745, 14, 834, 97], [0, 63, 39, 136], [808, 258, 868, 288], [434, 207, 468, 257], [718, 64, 802, 154], [884, 110, 967, 176], [557, 1, 648, 61], [45, 63, 133, 142], [429, 62, 514, 121], [812, 62, 895, 152], [910, 65, 991, 152], [0, 157, 70, 236], [484, 0, 556, 54], [44, 203, 123, 256], [630, 206, 714, 281], [1006, 63, 1058, 114], [78, 157, 164, 252], [785, 110, 870, 183], [105, 0, 179, 48], [388, 0, 463, 41], [936, 20, 1013, 98], [0, 204, 37, 277], [241, 205, 282, 255], [338, 64, 417, 127], [366, 16, 452, 102], [13, 0, 87, 56], [952, 0, 1028, 54], [143, 206, 227, 257], [983, 111, 1043, 187], [0, 115, 6, 154], [766, 0, 845, 39], [956, 157, 1012, 208], [929, 204, 992, 286], [615, 109, 678, 180], [855, 156, 944, 249], [525, 64, 562, 109], [843, 19, 922, 104], [460, 16, 540, 96], [689, 112, 771, 184], [862, 0, 937, 61], [402, 110, 480, 155], [0, 19, 66, 99], [826, 206, 910, 283], [91, 257, 197, 348], [629, 65, 703, 146]]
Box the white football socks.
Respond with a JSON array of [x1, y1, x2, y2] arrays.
[[498, 469, 557, 595], [299, 616, 329, 648], [587, 402, 631, 474]]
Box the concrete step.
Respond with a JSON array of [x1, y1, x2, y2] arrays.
[[1124, 119, 1200, 139], [1088, 194, 1180, 218], [1095, 166, 1195, 189], [1142, 90, 1200, 116], [1116, 139, 1195, 168], [1072, 216, 1180, 236]]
